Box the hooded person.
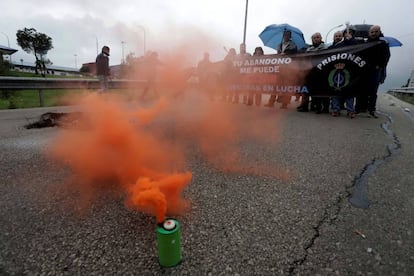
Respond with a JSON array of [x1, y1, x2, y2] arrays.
[[96, 46, 111, 92]]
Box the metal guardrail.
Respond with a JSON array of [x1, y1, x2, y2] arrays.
[[387, 87, 414, 106], [0, 77, 149, 107], [0, 76, 147, 90], [388, 87, 414, 99], [387, 87, 414, 94]]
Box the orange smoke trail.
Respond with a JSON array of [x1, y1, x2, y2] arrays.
[[126, 173, 192, 222], [48, 93, 192, 222]]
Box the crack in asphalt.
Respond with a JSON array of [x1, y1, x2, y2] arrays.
[[286, 111, 402, 275]]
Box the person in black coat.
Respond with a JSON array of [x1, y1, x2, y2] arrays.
[[96, 46, 110, 92], [356, 25, 390, 118], [329, 28, 360, 118]]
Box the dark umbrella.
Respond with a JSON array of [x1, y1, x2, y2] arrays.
[[259, 23, 307, 51], [352, 24, 373, 39], [351, 24, 403, 47]]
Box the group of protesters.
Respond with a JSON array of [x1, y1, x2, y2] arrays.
[[197, 24, 391, 119]]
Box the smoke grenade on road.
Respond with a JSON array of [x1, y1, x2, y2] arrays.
[[156, 218, 182, 267]]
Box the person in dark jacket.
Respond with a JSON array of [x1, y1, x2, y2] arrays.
[[356, 25, 390, 118], [264, 31, 298, 109], [297, 32, 328, 113], [329, 28, 359, 118], [96, 46, 110, 92], [247, 46, 265, 106]]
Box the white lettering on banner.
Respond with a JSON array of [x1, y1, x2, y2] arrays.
[[273, 86, 309, 93], [229, 84, 309, 93], [234, 57, 292, 67], [240, 66, 280, 74], [317, 53, 366, 70]]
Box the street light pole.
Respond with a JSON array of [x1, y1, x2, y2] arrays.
[[137, 25, 146, 56], [243, 0, 249, 46], [95, 36, 99, 56], [1, 32, 12, 63], [74, 54, 77, 69], [121, 41, 126, 64]]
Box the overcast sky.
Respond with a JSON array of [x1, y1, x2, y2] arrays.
[[1, 0, 413, 90]]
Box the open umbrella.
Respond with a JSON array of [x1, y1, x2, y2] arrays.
[[382, 36, 403, 47], [347, 24, 402, 47], [352, 24, 372, 39], [259, 23, 306, 51]]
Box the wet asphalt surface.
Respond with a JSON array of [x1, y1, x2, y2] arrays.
[[0, 93, 413, 275]]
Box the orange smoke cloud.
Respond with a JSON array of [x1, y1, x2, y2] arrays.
[[48, 93, 191, 222], [48, 41, 294, 222]]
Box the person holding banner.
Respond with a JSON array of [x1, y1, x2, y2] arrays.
[[329, 28, 359, 118], [247, 46, 265, 106], [277, 30, 298, 55], [298, 32, 328, 113], [264, 31, 298, 109], [357, 25, 390, 118], [332, 31, 344, 47], [221, 48, 237, 102]]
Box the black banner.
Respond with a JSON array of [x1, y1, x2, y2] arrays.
[[223, 41, 383, 97]]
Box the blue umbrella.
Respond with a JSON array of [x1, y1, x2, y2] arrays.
[[382, 36, 403, 47], [259, 23, 307, 51]]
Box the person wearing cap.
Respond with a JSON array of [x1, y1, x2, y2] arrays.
[[96, 46, 111, 92]]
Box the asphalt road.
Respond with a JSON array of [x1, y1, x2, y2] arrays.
[[0, 93, 413, 275]]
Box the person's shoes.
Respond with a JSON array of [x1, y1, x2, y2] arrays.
[[297, 106, 309, 112], [264, 103, 274, 108], [348, 112, 355, 119], [369, 111, 378, 118], [332, 112, 339, 117]]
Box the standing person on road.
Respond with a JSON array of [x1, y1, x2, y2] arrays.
[[357, 25, 390, 118], [96, 46, 111, 92], [247, 46, 265, 106], [197, 52, 213, 99], [234, 43, 251, 104], [298, 32, 328, 113], [265, 31, 298, 109], [141, 51, 163, 100], [329, 28, 359, 118], [221, 48, 237, 102]]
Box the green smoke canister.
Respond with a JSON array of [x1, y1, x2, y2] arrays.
[[156, 218, 182, 267]]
